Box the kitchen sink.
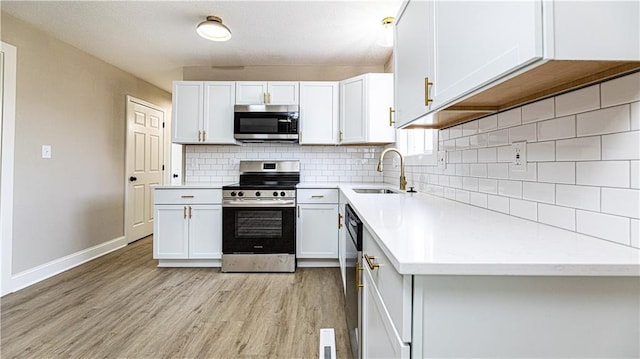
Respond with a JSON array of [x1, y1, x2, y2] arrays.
[[352, 188, 401, 194]]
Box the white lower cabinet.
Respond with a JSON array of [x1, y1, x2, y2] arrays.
[[153, 188, 222, 266], [296, 189, 339, 265]]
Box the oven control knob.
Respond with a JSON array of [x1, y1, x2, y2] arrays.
[[238, 191, 244, 197], [230, 191, 237, 197], [255, 191, 261, 197], [280, 191, 286, 197], [273, 191, 278, 197]]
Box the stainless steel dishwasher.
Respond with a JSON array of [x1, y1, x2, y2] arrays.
[[345, 203, 363, 359]]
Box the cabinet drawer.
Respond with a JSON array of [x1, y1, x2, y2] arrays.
[[154, 188, 222, 205], [297, 188, 339, 204], [363, 228, 412, 343]]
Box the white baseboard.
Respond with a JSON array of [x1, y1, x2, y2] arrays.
[[157, 259, 221, 267], [297, 258, 340, 268], [9, 236, 127, 293]]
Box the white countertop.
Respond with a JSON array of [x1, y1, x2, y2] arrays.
[[154, 182, 232, 189], [338, 184, 640, 277]]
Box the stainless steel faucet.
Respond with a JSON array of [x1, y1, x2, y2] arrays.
[[376, 148, 407, 191]]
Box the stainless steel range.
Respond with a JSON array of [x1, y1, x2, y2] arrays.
[[221, 160, 300, 272]]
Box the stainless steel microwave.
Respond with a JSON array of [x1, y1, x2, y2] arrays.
[[234, 105, 299, 142]]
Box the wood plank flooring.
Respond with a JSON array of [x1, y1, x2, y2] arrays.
[[1, 237, 352, 358]]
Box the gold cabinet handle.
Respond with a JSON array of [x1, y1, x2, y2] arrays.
[[202, 130, 206, 141], [268, 92, 271, 104], [339, 131, 343, 141], [389, 107, 395, 126], [311, 195, 325, 198], [356, 264, 364, 289], [198, 130, 202, 142], [297, 205, 300, 218], [181, 195, 194, 198], [183, 206, 187, 219], [188, 206, 192, 219], [338, 213, 343, 228], [263, 92, 267, 104], [425, 77, 434, 106], [364, 254, 380, 270]]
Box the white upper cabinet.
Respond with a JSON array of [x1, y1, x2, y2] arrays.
[[340, 73, 395, 144], [394, 0, 640, 129], [235, 81, 299, 105], [172, 81, 236, 144], [394, 0, 435, 128], [299, 82, 340, 145]]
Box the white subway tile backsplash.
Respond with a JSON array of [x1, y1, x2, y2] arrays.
[[509, 199, 538, 221], [462, 149, 478, 163], [450, 125, 463, 139], [450, 176, 463, 189], [522, 98, 555, 123], [444, 139, 456, 150], [576, 105, 630, 136], [478, 115, 498, 133], [602, 131, 640, 160], [577, 210, 630, 245], [440, 129, 450, 141], [456, 189, 471, 203], [456, 164, 470, 176], [537, 116, 576, 141], [470, 164, 488, 178], [538, 204, 576, 231], [497, 108, 522, 129], [469, 192, 488, 208], [632, 161, 640, 189], [488, 129, 509, 146], [439, 175, 450, 187], [470, 133, 488, 148], [456, 137, 471, 150], [576, 161, 630, 188], [488, 163, 509, 179], [479, 178, 498, 194], [463, 121, 479, 136], [631, 102, 639, 130], [488, 194, 510, 214], [498, 180, 522, 198], [509, 162, 537, 181], [555, 136, 601, 161], [523, 182, 555, 204], [556, 184, 600, 211], [601, 188, 640, 219], [448, 150, 462, 163], [601, 72, 640, 107], [509, 123, 537, 143], [444, 187, 456, 200], [463, 177, 479, 191], [632, 219, 639, 248], [478, 147, 497, 163], [538, 162, 575, 184], [555, 84, 600, 117], [527, 141, 555, 162]]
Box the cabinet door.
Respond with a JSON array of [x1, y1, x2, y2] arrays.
[[367, 74, 395, 143], [432, 0, 542, 107], [394, 0, 435, 128], [338, 195, 347, 293], [362, 267, 411, 359], [188, 205, 222, 259], [236, 82, 268, 104], [267, 81, 299, 105], [172, 82, 203, 144], [297, 204, 339, 258], [340, 76, 366, 144], [299, 82, 339, 144], [154, 205, 189, 259], [203, 82, 236, 144]]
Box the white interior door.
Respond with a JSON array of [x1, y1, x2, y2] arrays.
[[126, 96, 164, 243]]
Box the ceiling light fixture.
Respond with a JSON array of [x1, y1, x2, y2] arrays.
[[377, 16, 394, 47], [196, 16, 232, 42]]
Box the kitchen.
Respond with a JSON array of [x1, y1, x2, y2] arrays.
[[1, 1, 639, 358]]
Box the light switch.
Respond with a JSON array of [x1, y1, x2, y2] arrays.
[[511, 141, 526, 172], [42, 145, 52, 159]]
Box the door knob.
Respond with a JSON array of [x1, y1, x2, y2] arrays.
[[129, 176, 137, 182], [172, 174, 179, 178]]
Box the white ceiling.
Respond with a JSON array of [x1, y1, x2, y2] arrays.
[[1, 0, 403, 92]]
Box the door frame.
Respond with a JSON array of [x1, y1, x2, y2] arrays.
[[1, 41, 17, 296], [124, 95, 165, 244]]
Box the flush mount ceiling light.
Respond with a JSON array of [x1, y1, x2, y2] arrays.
[[377, 16, 394, 47], [196, 16, 232, 42]]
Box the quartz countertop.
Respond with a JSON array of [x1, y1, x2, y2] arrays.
[[154, 182, 233, 189], [337, 183, 640, 277]]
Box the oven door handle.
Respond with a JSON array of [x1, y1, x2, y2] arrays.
[[223, 199, 296, 207]]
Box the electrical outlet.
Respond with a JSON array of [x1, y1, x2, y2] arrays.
[[41, 145, 52, 159], [437, 150, 446, 169], [511, 141, 527, 172]]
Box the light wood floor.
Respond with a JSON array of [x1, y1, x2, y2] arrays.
[[1, 237, 352, 359]]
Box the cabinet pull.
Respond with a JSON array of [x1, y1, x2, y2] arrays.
[[389, 107, 395, 126], [311, 195, 324, 198], [198, 130, 202, 142], [356, 264, 364, 289], [188, 206, 192, 219], [268, 92, 271, 104], [297, 205, 300, 218], [425, 77, 434, 106], [364, 254, 380, 270], [263, 93, 267, 104], [338, 213, 343, 228], [299, 132, 302, 143], [202, 130, 206, 141], [183, 206, 187, 219], [339, 131, 343, 141], [181, 195, 194, 198]]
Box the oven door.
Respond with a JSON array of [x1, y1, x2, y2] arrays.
[[223, 206, 295, 254]]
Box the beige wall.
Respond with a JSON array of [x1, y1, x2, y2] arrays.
[[1, 14, 171, 273]]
